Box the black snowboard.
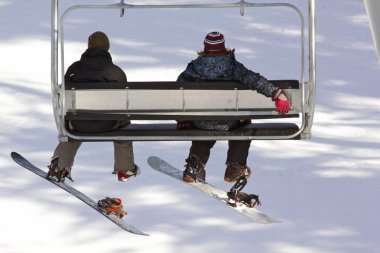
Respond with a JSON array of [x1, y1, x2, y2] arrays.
[[11, 152, 148, 236]]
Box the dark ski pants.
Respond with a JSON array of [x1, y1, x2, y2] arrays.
[[53, 119, 135, 174], [189, 140, 251, 165], [53, 140, 135, 174]]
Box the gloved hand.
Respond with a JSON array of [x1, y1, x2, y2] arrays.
[[273, 93, 290, 115]]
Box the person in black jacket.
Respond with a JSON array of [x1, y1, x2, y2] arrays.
[[49, 31, 139, 182], [177, 31, 290, 183]]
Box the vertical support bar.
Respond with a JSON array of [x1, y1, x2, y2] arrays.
[[302, 0, 316, 139], [363, 0, 380, 65], [51, 0, 58, 88], [51, 0, 63, 139]]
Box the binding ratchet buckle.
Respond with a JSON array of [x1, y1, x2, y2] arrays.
[[227, 176, 261, 208]]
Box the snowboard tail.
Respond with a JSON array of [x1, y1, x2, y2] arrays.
[[147, 155, 280, 224], [11, 152, 148, 236]]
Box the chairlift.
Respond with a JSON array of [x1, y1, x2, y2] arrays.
[[50, 0, 316, 141]]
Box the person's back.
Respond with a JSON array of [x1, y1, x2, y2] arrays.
[[178, 54, 277, 96], [178, 54, 235, 81], [65, 48, 126, 83]]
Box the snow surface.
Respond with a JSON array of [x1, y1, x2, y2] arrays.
[[1, 0, 379, 252]]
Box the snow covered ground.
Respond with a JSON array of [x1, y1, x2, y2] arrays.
[[1, 0, 379, 252]]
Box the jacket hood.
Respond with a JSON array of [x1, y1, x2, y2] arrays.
[[80, 48, 113, 70]]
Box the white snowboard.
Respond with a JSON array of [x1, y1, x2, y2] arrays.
[[147, 155, 280, 224]]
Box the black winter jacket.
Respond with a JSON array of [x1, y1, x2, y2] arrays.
[[177, 53, 279, 130], [65, 48, 128, 133], [65, 48, 126, 83]]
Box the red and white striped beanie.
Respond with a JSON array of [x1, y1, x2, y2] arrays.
[[204, 31, 226, 54]]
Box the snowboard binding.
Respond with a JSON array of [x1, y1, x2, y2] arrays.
[[47, 156, 73, 183], [183, 154, 206, 183], [98, 197, 128, 218], [227, 176, 261, 208]]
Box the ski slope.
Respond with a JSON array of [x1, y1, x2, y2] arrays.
[[0, 0, 379, 252]]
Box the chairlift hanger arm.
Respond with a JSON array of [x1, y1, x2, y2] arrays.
[[60, 1, 304, 23]]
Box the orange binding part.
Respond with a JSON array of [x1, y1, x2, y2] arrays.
[[98, 197, 128, 218]]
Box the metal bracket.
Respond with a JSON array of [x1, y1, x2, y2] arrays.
[[59, 135, 69, 142]]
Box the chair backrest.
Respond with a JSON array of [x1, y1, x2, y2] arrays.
[[64, 80, 301, 121]]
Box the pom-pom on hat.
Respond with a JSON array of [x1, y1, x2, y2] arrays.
[[88, 31, 110, 51], [204, 31, 226, 54]]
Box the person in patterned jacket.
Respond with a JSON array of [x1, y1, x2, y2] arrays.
[[177, 31, 290, 183]]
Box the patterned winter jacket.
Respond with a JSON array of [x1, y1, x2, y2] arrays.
[[177, 53, 279, 130]]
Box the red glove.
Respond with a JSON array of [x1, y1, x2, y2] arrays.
[[273, 93, 290, 115]]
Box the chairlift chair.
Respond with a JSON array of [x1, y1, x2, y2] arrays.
[[50, 0, 316, 141]]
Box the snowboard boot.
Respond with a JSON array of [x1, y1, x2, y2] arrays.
[[224, 162, 251, 183], [47, 156, 73, 183], [117, 164, 141, 182], [97, 197, 127, 218], [183, 154, 206, 183]]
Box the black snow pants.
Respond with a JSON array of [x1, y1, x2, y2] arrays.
[[189, 140, 251, 165]]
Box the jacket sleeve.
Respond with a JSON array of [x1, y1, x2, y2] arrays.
[[106, 65, 127, 83], [176, 62, 202, 82], [115, 66, 127, 82], [64, 62, 79, 83], [231, 60, 279, 98], [176, 71, 187, 82]]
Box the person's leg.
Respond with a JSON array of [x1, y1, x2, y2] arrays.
[[224, 140, 252, 183], [183, 140, 216, 182], [53, 141, 82, 173], [113, 140, 135, 172], [189, 140, 216, 164], [114, 141, 139, 181], [226, 140, 251, 165]]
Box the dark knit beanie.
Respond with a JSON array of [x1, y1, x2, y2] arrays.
[[88, 31, 110, 51], [204, 31, 226, 54]]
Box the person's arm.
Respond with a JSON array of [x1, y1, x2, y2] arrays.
[[110, 65, 127, 82], [231, 60, 277, 97], [231, 60, 290, 114], [176, 61, 204, 82], [176, 62, 197, 128], [64, 62, 78, 83]]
